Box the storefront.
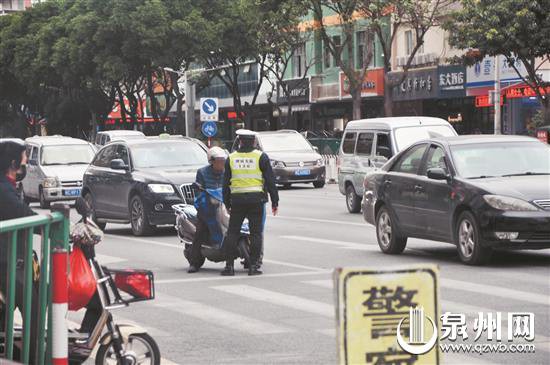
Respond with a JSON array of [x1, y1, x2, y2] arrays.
[[389, 65, 476, 134], [276, 77, 312, 131]]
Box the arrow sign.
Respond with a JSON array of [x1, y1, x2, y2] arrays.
[[200, 97, 218, 121]]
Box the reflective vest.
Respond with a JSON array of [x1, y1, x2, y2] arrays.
[[229, 150, 264, 194]]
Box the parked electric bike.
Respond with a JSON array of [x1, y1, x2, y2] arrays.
[[68, 197, 160, 365], [172, 184, 251, 269]]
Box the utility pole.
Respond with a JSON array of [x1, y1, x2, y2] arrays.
[[494, 56, 501, 135]]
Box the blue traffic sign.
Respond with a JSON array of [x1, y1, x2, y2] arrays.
[[201, 98, 217, 114], [201, 121, 218, 137]]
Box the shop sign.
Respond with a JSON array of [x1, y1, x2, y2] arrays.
[[278, 78, 310, 104], [466, 55, 528, 88], [340, 68, 385, 97], [391, 67, 438, 101], [505, 85, 550, 99], [438, 65, 466, 98], [475, 94, 504, 108]]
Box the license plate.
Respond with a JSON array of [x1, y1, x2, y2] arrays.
[[295, 169, 311, 176], [63, 188, 81, 197]]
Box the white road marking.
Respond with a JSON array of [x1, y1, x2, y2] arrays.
[[156, 270, 331, 284], [154, 293, 292, 335], [104, 234, 180, 249], [95, 253, 126, 265], [303, 279, 333, 289], [280, 235, 377, 250], [441, 278, 550, 306], [212, 285, 334, 317], [270, 215, 367, 227], [262, 259, 325, 271]]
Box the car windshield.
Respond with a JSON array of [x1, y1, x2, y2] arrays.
[[40, 145, 95, 165], [259, 134, 313, 152], [131, 142, 207, 168], [394, 125, 456, 151], [451, 141, 550, 179]]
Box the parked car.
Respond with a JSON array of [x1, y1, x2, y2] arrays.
[[338, 117, 457, 213], [362, 135, 550, 265], [232, 130, 326, 188], [82, 136, 208, 235], [94, 130, 145, 148], [21, 136, 96, 208]]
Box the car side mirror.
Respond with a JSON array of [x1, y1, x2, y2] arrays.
[[110, 159, 128, 171], [427, 168, 449, 181], [313, 146, 319, 153]]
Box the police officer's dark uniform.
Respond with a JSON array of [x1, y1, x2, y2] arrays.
[[222, 130, 279, 276]]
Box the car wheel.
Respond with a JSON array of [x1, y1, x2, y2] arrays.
[[130, 195, 153, 236], [456, 211, 492, 265], [313, 181, 325, 188], [21, 188, 31, 205], [84, 193, 106, 231], [376, 206, 407, 254], [39, 187, 50, 209], [345, 185, 361, 213]]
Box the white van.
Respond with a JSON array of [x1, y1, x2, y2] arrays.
[[22, 136, 96, 208], [338, 117, 457, 213], [95, 130, 145, 148]]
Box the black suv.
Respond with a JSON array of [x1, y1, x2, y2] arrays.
[[82, 137, 207, 235]]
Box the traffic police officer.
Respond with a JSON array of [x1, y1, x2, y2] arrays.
[[222, 129, 279, 276]]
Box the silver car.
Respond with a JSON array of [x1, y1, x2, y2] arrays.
[[22, 136, 96, 208], [338, 117, 458, 213]]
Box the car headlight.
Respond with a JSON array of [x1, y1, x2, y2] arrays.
[[316, 159, 324, 167], [148, 184, 175, 194], [483, 195, 539, 211], [43, 177, 59, 188], [270, 160, 286, 168]]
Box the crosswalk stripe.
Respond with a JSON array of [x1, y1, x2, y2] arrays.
[[280, 235, 377, 250], [212, 285, 334, 317], [154, 293, 292, 335], [441, 278, 549, 306], [95, 253, 126, 265], [262, 259, 324, 271], [303, 279, 333, 288], [156, 270, 331, 284], [271, 215, 367, 227]]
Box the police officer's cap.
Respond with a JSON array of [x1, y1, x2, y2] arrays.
[[236, 129, 257, 139]]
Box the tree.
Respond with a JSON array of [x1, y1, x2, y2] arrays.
[[309, 0, 376, 120], [446, 0, 550, 124], [193, 0, 308, 127], [358, 0, 452, 116]]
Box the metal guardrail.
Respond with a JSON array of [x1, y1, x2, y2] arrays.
[[0, 205, 70, 364]]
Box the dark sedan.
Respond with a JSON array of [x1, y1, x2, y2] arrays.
[[82, 137, 207, 235], [362, 135, 550, 265]]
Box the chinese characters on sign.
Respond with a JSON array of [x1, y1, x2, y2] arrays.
[[335, 265, 440, 365], [233, 158, 257, 170]]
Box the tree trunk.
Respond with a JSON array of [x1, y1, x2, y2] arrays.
[[352, 90, 362, 120], [146, 70, 159, 122], [383, 74, 394, 117]]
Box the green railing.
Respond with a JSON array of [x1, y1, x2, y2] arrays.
[[0, 205, 69, 364]]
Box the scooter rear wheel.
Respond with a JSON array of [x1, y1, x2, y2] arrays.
[[95, 333, 160, 365]]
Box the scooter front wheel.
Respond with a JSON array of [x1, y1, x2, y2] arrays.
[[95, 333, 160, 365]]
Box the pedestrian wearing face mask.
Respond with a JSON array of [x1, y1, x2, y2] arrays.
[[0, 139, 38, 363]]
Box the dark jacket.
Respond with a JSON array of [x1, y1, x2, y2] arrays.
[[0, 174, 35, 265], [223, 147, 279, 209]]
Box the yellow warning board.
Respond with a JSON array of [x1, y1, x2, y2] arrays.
[[335, 265, 440, 365]]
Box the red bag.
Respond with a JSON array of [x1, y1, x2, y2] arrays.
[[68, 246, 96, 311], [114, 271, 152, 299]]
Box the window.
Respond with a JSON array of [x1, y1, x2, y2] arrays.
[[424, 146, 448, 175], [356, 32, 374, 69], [30, 147, 38, 163], [258, 134, 313, 153], [342, 132, 357, 154], [93, 145, 116, 168], [131, 142, 208, 168], [333, 36, 341, 67], [375, 134, 392, 159], [405, 30, 413, 56], [40, 145, 95, 166], [115, 145, 130, 166], [356, 133, 374, 155], [324, 40, 331, 68], [392, 144, 427, 174], [293, 43, 306, 78], [394, 125, 456, 152]]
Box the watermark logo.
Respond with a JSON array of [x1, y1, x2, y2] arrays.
[[396, 306, 438, 355]]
